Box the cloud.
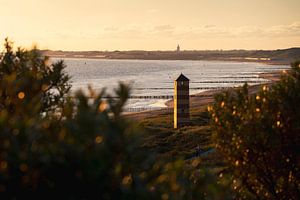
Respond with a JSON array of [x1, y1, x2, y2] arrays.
[[173, 22, 300, 39], [48, 21, 300, 43], [104, 26, 119, 32], [153, 25, 174, 32], [204, 25, 216, 29], [266, 22, 300, 37]]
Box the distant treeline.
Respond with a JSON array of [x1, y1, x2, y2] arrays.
[[41, 48, 300, 64]]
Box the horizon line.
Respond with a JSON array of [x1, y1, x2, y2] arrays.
[[39, 47, 300, 52]]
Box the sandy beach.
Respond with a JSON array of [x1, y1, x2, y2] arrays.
[[126, 69, 283, 121]]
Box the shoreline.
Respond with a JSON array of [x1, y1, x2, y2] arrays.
[[125, 70, 283, 121], [44, 47, 300, 66], [50, 55, 291, 66]]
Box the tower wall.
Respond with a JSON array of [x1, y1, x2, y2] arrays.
[[174, 80, 190, 129]]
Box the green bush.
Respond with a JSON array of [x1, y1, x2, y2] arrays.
[[210, 62, 300, 199], [0, 39, 71, 117]]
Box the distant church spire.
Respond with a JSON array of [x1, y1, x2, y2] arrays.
[[176, 44, 180, 52]]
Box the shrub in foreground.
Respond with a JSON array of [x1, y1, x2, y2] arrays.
[[210, 62, 300, 199]]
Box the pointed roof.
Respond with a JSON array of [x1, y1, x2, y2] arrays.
[[176, 73, 189, 81]]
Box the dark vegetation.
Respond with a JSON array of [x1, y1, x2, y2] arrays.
[[139, 107, 221, 168], [210, 61, 300, 199], [0, 39, 299, 199]]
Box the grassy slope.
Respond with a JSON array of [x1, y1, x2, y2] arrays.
[[138, 105, 224, 168]]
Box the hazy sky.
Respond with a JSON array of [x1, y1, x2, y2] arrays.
[[1, 0, 300, 50]]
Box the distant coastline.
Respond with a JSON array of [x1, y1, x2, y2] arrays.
[[41, 48, 300, 65]]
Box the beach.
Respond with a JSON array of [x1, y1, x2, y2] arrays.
[[126, 70, 282, 121]]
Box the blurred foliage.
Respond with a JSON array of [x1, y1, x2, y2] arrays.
[[209, 61, 300, 199], [0, 40, 232, 199], [0, 39, 71, 118]]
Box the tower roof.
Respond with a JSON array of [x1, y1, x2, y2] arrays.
[[176, 73, 189, 81]]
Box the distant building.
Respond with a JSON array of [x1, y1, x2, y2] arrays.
[[174, 73, 190, 129], [176, 44, 180, 52]]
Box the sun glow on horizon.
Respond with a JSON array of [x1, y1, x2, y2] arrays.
[[1, 0, 300, 51]]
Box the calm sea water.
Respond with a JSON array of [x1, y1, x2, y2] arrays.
[[52, 58, 289, 111]]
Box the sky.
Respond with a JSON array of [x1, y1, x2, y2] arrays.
[[1, 0, 300, 51]]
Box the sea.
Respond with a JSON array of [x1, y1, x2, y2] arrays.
[[52, 58, 289, 112]]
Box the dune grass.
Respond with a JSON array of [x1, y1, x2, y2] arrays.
[[138, 106, 224, 169]]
